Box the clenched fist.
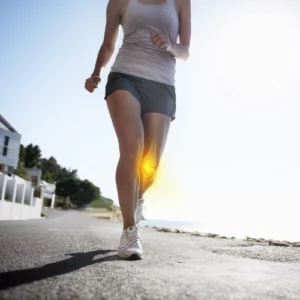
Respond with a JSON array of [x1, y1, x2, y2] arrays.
[[150, 31, 172, 51], [85, 75, 101, 93]]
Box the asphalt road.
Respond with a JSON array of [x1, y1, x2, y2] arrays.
[[0, 209, 300, 300]]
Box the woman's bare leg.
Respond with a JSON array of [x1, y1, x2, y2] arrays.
[[138, 113, 171, 199], [107, 90, 144, 229]]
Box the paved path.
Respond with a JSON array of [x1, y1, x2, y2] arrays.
[[0, 209, 300, 300]]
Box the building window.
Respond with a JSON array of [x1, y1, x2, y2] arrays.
[[2, 136, 9, 157], [4, 136, 9, 146], [2, 147, 8, 156]]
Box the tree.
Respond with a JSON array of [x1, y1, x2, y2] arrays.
[[55, 178, 100, 208], [43, 172, 54, 183], [19, 143, 105, 208], [55, 178, 80, 206], [75, 180, 100, 207], [40, 156, 57, 175], [40, 156, 59, 182], [14, 144, 29, 179], [24, 144, 42, 168], [19, 144, 26, 163], [40, 157, 77, 183], [56, 167, 77, 182], [14, 162, 30, 180]]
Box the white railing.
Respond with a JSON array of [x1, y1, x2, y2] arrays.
[[0, 172, 43, 220]]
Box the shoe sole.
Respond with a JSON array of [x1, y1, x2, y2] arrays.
[[128, 253, 142, 261], [118, 251, 143, 260]]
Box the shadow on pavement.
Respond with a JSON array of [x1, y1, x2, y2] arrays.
[[0, 249, 120, 291]]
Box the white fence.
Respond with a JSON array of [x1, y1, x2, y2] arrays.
[[0, 173, 43, 220]]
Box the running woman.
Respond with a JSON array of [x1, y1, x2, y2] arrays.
[[85, 0, 191, 260]]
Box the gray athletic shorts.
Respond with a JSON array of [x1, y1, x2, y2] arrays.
[[105, 72, 176, 121]]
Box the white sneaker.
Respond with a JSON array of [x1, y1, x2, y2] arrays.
[[118, 226, 143, 260], [136, 198, 145, 225]]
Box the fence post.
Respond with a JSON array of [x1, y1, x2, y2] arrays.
[[51, 194, 56, 209], [10, 179, 18, 219], [0, 174, 8, 201], [21, 184, 26, 205]]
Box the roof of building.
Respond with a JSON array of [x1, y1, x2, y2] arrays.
[[0, 114, 18, 133]]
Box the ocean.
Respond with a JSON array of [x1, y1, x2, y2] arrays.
[[140, 218, 300, 242]]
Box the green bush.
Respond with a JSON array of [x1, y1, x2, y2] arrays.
[[91, 197, 114, 210]]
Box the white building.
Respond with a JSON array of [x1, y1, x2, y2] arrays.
[[0, 115, 44, 220], [40, 180, 56, 208], [0, 114, 21, 174], [25, 168, 42, 191]]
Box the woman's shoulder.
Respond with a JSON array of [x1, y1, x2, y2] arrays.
[[107, 0, 130, 22], [107, 0, 130, 18], [175, 0, 191, 11], [107, 0, 129, 10]]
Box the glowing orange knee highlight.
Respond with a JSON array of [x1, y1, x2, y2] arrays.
[[142, 156, 156, 178]]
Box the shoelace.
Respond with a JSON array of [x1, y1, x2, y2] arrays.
[[126, 231, 142, 246]]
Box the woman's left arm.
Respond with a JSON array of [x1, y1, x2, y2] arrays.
[[168, 0, 191, 60]]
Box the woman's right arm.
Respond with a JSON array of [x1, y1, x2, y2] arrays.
[[91, 0, 121, 77]]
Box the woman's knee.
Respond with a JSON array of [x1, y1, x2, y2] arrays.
[[141, 153, 158, 178], [119, 138, 144, 163]]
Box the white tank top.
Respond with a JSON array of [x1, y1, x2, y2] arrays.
[[111, 0, 179, 86]]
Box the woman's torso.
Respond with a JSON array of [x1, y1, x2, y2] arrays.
[[111, 0, 179, 86]]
